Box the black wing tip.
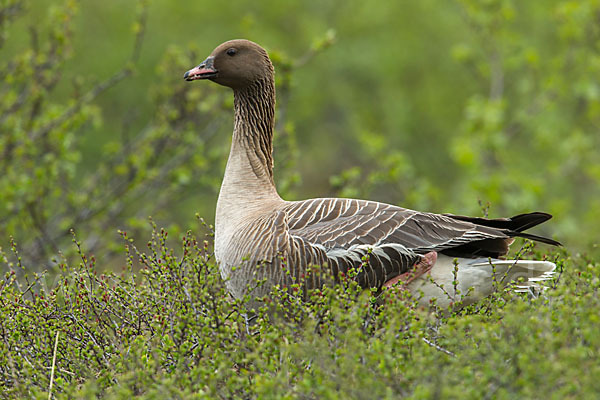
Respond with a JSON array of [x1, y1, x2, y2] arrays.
[[445, 211, 554, 231], [511, 211, 552, 222], [445, 211, 561, 247], [509, 212, 553, 232], [493, 212, 561, 247], [512, 211, 552, 218], [512, 231, 562, 247]]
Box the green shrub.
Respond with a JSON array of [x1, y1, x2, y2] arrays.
[[1, 223, 598, 399]]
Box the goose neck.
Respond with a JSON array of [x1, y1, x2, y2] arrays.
[[216, 77, 281, 241], [231, 77, 276, 182]]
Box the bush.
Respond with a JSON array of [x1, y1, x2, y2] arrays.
[[2, 1, 599, 398], [1, 223, 598, 399]]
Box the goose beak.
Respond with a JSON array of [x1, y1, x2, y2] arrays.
[[184, 56, 218, 81]]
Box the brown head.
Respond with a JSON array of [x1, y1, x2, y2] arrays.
[[184, 39, 274, 90]]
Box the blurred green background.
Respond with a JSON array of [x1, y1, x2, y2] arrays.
[[1, 0, 599, 268]]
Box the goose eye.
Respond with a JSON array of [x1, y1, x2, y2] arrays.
[[226, 48, 237, 56]]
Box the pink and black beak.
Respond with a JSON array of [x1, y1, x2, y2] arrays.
[[184, 56, 218, 81]]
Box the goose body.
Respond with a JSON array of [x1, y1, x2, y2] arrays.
[[185, 39, 559, 308]]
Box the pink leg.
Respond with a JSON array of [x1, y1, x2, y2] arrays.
[[384, 251, 437, 288]]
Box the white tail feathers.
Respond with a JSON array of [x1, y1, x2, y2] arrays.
[[406, 255, 556, 308]]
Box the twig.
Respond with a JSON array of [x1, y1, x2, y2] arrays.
[[48, 330, 59, 400], [30, 67, 133, 141], [488, 49, 504, 100], [422, 337, 455, 357]]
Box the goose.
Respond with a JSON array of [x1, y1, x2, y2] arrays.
[[184, 39, 560, 309]]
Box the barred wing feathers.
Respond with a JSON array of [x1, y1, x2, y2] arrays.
[[280, 198, 557, 288]]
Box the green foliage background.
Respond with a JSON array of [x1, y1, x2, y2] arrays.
[[2, 0, 598, 267], [1, 1, 599, 398]]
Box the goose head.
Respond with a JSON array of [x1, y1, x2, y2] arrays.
[[184, 39, 273, 90]]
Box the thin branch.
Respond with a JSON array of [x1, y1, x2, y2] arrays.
[[29, 0, 148, 142], [29, 68, 133, 141], [422, 337, 456, 357], [48, 330, 59, 400], [489, 49, 504, 100]]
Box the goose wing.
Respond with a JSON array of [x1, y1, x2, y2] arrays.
[[284, 198, 509, 253], [278, 198, 558, 289], [279, 198, 508, 288]]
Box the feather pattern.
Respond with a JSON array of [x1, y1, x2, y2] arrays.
[[186, 39, 560, 308]]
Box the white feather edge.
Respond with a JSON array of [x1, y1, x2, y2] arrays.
[[405, 254, 556, 308]]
